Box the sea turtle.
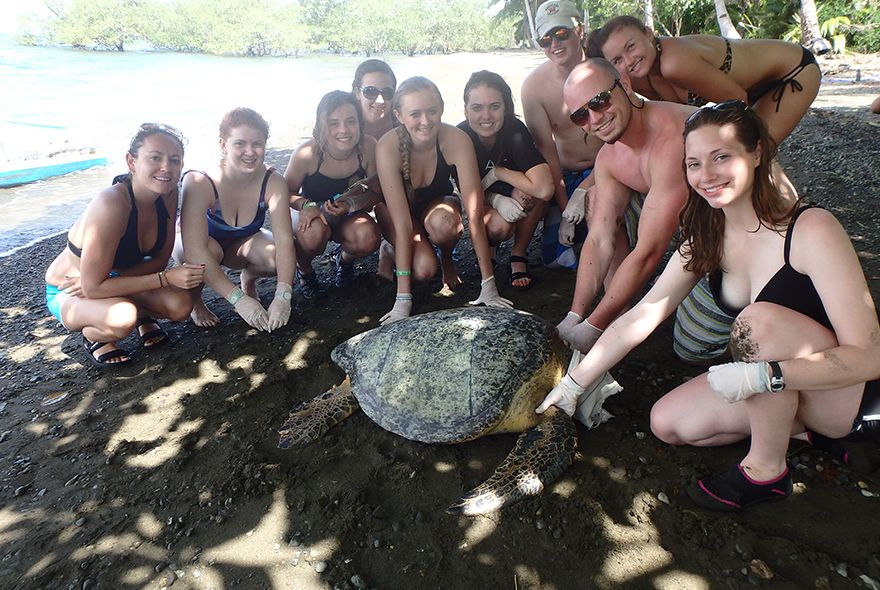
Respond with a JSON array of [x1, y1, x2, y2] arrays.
[[277, 306, 619, 515]]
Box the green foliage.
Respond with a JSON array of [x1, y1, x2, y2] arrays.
[[47, 0, 144, 50]]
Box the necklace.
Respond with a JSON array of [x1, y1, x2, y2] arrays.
[[324, 148, 353, 162]]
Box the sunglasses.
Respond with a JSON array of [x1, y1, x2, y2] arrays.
[[537, 27, 572, 48], [361, 86, 394, 101], [685, 99, 749, 126], [568, 79, 622, 127]]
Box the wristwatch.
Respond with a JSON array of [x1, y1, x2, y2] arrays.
[[768, 361, 785, 392]]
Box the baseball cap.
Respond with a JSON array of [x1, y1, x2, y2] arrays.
[[535, 0, 581, 38]]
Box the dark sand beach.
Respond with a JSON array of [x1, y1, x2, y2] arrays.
[[1, 56, 879, 589]]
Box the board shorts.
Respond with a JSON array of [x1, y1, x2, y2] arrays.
[[672, 276, 737, 362]]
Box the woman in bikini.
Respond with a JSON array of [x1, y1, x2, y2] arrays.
[[284, 90, 382, 296], [352, 59, 397, 141], [586, 16, 820, 146], [45, 124, 205, 368], [176, 108, 296, 332], [375, 76, 513, 325], [538, 101, 880, 510], [458, 70, 553, 291]]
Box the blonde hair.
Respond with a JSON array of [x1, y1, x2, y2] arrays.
[[391, 76, 444, 203]]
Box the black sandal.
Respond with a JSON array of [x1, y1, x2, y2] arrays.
[[136, 316, 168, 349], [509, 255, 533, 291], [82, 335, 131, 369]]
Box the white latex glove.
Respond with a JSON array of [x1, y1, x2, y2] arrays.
[[707, 361, 771, 403], [234, 294, 269, 331], [481, 163, 498, 190], [563, 320, 603, 354], [558, 216, 576, 247], [267, 282, 293, 332], [381, 295, 412, 326], [486, 192, 526, 223], [535, 374, 584, 416], [573, 371, 622, 428], [556, 311, 583, 335], [469, 276, 513, 309], [562, 186, 587, 225]]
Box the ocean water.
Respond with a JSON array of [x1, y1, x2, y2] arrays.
[[0, 35, 542, 257]]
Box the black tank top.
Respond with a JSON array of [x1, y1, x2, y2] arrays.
[[67, 174, 169, 270], [710, 205, 831, 330], [300, 150, 367, 203], [410, 139, 454, 216]]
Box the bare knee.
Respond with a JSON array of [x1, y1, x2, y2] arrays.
[[162, 291, 195, 322], [106, 301, 139, 339], [649, 400, 688, 445], [424, 210, 462, 246], [413, 250, 437, 282], [342, 218, 380, 257], [296, 224, 331, 258]]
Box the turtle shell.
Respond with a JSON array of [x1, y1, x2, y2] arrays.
[[331, 307, 568, 443]]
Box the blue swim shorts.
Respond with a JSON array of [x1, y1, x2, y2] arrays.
[[46, 283, 70, 329]]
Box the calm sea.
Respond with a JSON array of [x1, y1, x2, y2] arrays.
[[0, 35, 542, 257]]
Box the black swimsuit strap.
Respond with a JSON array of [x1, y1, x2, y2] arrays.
[[258, 167, 274, 204], [782, 205, 821, 264]]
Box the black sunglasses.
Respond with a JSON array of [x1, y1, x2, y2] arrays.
[[537, 27, 571, 48], [568, 79, 622, 127], [685, 99, 749, 126], [360, 85, 394, 101]]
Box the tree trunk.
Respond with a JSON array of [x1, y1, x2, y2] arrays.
[[643, 0, 654, 32], [524, 0, 537, 48], [713, 0, 741, 39], [799, 0, 832, 54]]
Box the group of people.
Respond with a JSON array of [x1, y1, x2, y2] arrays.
[[45, 0, 879, 512]]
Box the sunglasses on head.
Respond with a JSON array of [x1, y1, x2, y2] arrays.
[[685, 99, 749, 126], [568, 79, 622, 127], [537, 27, 572, 48], [361, 85, 394, 101]]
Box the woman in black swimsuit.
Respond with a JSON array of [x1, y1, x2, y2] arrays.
[[284, 91, 382, 296], [375, 76, 513, 325], [538, 101, 880, 510], [44, 124, 205, 368], [587, 16, 820, 147], [177, 108, 296, 332]]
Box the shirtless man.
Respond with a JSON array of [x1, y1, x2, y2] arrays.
[[521, 0, 603, 264], [555, 58, 696, 353]]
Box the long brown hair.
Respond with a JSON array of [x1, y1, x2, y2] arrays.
[[678, 101, 795, 276], [392, 76, 443, 204], [312, 90, 364, 160], [585, 15, 648, 59]]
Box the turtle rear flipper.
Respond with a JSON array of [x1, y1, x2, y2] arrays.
[[447, 407, 576, 515], [278, 378, 359, 449]]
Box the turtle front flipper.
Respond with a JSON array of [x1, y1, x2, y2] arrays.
[[278, 378, 359, 449], [447, 407, 577, 515]]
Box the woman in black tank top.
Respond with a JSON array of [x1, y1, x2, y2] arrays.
[[375, 76, 515, 325], [44, 124, 204, 368], [284, 91, 382, 296], [538, 101, 880, 511]]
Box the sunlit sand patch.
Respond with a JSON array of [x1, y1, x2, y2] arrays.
[[652, 570, 711, 589], [135, 513, 163, 539], [196, 488, 336, 588], [461, 516, 497, 549], [24, 551, 60, 578], [5, 341, 41, 363], [433, 460, 456, 473], [282, 331, 320, 370]]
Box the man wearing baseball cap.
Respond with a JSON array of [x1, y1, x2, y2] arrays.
[[522, 0, 601, 268]]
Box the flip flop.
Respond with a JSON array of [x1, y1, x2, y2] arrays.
[[136, 316, 168, 349], [509, 255, 533, 291], [82, 335, 131, 369]]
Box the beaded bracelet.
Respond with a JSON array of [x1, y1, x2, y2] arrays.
[[395, 293, 413, 301], [301, 200, 318, 210], [159, 270, 168, 288], [394, 269, 412, 276]]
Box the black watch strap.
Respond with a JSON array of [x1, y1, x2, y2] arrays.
[[768, 361, 785, 392]]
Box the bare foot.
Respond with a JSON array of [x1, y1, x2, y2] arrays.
[[191, 299, 220, 328], [439, 250, 462, 290], [377, 240, 395, 282], [510, 255, 532, 289], [241, 268, 258, 298]]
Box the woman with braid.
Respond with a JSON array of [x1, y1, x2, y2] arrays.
[[374, 76, 513, 324]]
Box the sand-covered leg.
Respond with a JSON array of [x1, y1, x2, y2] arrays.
[[448, 407, 577, 515], [277, 378, 360, 449]]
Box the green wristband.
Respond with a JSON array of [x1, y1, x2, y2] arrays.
[[394, 269, 412, 276], [226, 287, 244, 305], [301, 200, 318, 210]]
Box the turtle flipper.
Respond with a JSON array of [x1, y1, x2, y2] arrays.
[[447, 407, 577, 515], [278, 378, 359, 449]]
